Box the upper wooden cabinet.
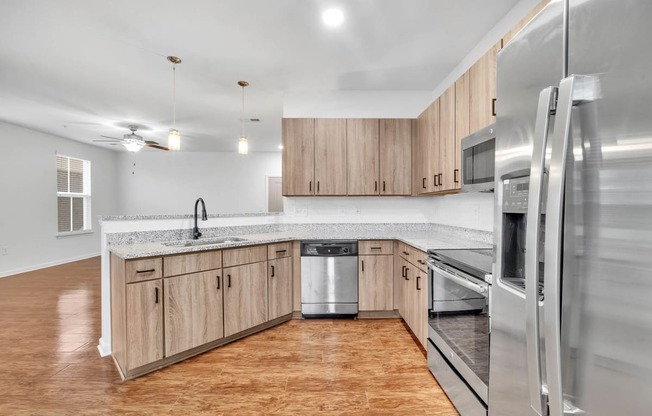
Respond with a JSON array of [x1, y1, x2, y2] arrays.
[[503, 0, 551, 46], [282, 118, 315, 196], [438, 84, 456, 192], [415, 99, 440, 195], [454, 71, 470, 191], [314, 119, 347, 196], [347, 119, 380, 195], [379, 119, 412, 195], [469, 41, 501, 133]]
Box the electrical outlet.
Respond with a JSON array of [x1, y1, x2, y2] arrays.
[[1, 246, 8, 256]]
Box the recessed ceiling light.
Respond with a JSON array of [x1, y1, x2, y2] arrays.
[[322, 8, 344, 27], [278, 144, 284, 150]]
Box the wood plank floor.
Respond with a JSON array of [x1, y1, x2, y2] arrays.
[[0, 257, 458, 415]]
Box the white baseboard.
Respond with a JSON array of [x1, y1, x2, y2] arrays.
[[97, 337, 112, 357], [0, 252, 101, 278]]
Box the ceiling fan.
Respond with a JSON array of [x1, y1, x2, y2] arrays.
[[93, 125, 169, 152]]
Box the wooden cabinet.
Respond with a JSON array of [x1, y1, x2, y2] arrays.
[[268, 242, 292, 260], [438, 84, 457, 192], [125, 279, 164, 370], [223, 261, 268, 337], [470, 41, 501, 133], [454, 71, 470, 191], [415, 100, 440, 195], [396, 243, 429, 348], [347, 118, 380, 195], [359, 254, 394, 311], [503, 0, 550, 46], [359, 240, 393, 255], [379, 119, 412, 195], [282, 118, 314, 196], [163, 250, 221, 277], [223, 245, 267, 268], [164, 270, 224, 357], [125, 257, 162, 284], [268, 256, 293, 320], [315, 119, 347, 196]]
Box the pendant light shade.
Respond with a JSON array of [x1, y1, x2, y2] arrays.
[[123, 142, 142, 152], [167, 56, 182, 151], [238, 81, 249, 155]]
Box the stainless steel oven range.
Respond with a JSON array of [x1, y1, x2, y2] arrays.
[[427, 248, 493, 416]]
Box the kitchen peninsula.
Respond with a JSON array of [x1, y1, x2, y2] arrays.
[[100, 213, 491, 380]]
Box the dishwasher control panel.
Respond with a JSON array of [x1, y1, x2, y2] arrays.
[[301, 240, 358, 256]]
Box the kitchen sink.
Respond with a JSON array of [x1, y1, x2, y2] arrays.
[[162, 237, 247, 247]]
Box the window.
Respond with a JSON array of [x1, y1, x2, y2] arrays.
[[56, 155, 91, 235]]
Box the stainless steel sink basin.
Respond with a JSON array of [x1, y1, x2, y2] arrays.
[[162, 237, 247, 247]]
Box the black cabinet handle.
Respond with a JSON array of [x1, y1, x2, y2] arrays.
[[454, 169, 459, 184], [382, 181, 386, 192], [492, 98, 497, 116], [374, 181, 378, 192], [418, 259, 425, 265], [216, 276, 220, 290], [361, 260, 365, 272], [227, 274, 231, 288], [402, 251, 410, 256], [136, 269, 155, 274], [155, 287, 159, 304], [417, 275, 421, 291], [271, 265, 275, 277], [439, 173, 442, 187], [402, 265, 407, 278], [371, 247, 382, 251], [275, 249, 287, 254], [405, 267, 410, 280], [317, 181, 320, 193], [434, 175, 439, 187], [309, 181, 312, 192], [422, 178, 427, 189]]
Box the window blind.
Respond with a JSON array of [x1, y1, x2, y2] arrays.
[[56, 155, 91, 234]]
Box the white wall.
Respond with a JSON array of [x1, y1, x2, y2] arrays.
[[0, 121, 118, 277], [116, 151, 282, 215]]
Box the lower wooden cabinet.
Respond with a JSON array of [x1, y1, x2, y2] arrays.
[[397, 247, 429, 348], [268, 256, 293, 320], [125, 279, 164, 370], [164, 270, 224, 357], [223, 261, 268, 337], [359, 254, 394, 311]]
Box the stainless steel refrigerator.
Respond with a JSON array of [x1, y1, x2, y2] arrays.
[[490, 0, 652, 415]]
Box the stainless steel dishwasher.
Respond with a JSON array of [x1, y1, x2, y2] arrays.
[[301, 240, 358, 317]]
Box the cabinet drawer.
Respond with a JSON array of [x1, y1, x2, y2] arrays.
[[126, 258, 163, 283], [268, 242, 292, 260], [359, 240, 394, 255], [163, 251, 222, 277], [398, 242, 413, 261], [223, 245, 268, 268], [397, 242, 428, 272]]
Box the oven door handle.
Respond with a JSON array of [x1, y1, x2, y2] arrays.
[[427, 259, 488, 295]]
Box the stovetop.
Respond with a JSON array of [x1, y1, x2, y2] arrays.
[[427, 248, 494, 280]]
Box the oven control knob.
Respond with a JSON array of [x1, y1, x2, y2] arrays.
[[342, 247, 349, 253]]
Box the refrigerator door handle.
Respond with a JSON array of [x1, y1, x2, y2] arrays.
[[544, 75, 600, 416], [526, 86, 557, 416]]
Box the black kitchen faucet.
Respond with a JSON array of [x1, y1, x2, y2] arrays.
[[192, 197, 208, 239]]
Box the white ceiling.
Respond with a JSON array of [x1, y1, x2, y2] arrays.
[[0, 0, 520, 152]]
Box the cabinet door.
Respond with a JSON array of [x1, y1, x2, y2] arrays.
[[223, 262, 268, 337], [413, 268, 429, 349], [469, 41, 501, 133], [126, 279, 163, 370], [398, 259, 413, 325], [282, 118, 314, 196], [358, 255, 394, 311], [314, 119, 347, 195], [426, 99, 440, 193], [164, 270, 224, 357], [268, 256, 293, 320], [454, 71, 470, 190], [379, 119, 412, 195], [347, 119, 380, 195], [439, 84, 457, 191]]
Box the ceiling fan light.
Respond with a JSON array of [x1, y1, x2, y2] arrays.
[[238, 136, 249, 155], [123, 142, 142, 152], [168, 128, 181, 151]]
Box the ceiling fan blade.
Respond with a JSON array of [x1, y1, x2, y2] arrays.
[[94, 139, 122, 142], [145, 143, 169, 151], [144, 140, 160, 145], [100, 135, 122, 140]]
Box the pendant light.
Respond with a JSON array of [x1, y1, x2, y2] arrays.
[[238, 80, 249, 155], [167, 56, 182, 151]]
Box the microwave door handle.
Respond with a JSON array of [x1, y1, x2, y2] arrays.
[[544, 75, 599, 416], [525, 86, 557, 416], [426, 259, 488, 295]]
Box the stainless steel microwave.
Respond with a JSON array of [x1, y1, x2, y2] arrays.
[[461, 123, 495, 192]]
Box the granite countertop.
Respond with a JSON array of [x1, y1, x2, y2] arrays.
[[109, 229, 492, 260], [99, 212, 283, 221]]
